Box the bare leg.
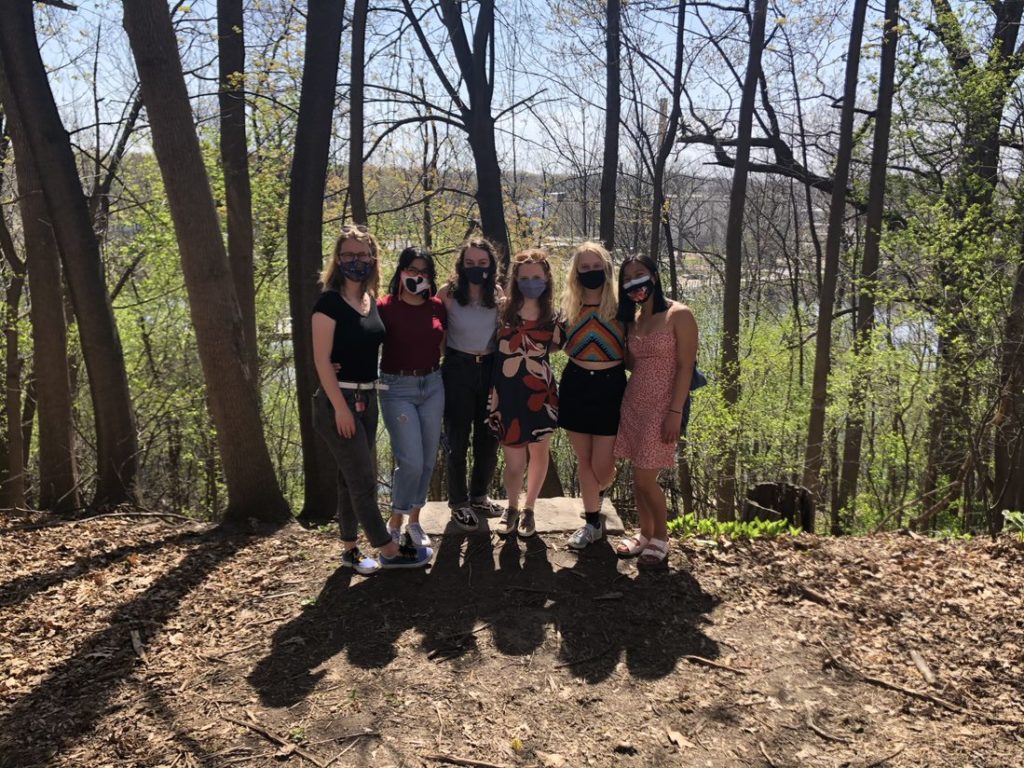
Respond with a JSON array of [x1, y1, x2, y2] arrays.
[[569, 431, 600, 512], [408, 507, 421, 525], [503, 444, 527, 511], [634, 468, 668, 541], [590, 435, 617, 492], [524, 439, 551, 510]]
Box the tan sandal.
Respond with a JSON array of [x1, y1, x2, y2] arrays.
[[637, 538, 669, 570], [615, 534, 648, 559]]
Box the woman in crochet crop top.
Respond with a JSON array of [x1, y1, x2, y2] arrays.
[[558, 242, 628, 551]]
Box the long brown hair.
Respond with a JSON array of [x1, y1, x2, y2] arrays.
[[448, 236, 501, 307], [319, 223, 381, 296], [501, 248, 556, 328]]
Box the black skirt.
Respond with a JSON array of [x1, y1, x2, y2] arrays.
[[557, 361, 627, 436]]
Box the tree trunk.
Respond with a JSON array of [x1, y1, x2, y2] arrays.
[[649, 1, 686, 266], [716, 0, 767, 521], [288, 0, 347, 526], [599, 0, 620, 249], [924, 1, 1024, 516], [349, 0, 368, 224], [992, 214, 1024, 530], [838, 0, 899, 528], [467, 112, 511, 266], [801, 0, 867, 502], [1, 245, 25, 510], [1, 69, 80, 513], [218, 0, 259, 380], [122, 0, 290, 526], [0, 4, 138, 506]]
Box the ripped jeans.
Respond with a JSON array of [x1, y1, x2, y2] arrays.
[[378, 369, 444, 514]]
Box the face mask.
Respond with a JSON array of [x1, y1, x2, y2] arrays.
[[339, 259, 372, 282], [578, 269, 606, 290], [402, 271, 430, 297], [517, 276, 548, 299], [624, 275, 654, 303], [464, 265, 489, 285]]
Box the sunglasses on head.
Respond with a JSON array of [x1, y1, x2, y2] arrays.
[[340, 223, 370, 236]]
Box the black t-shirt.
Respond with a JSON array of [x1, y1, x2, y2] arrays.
[[312, 291, 386, 383]]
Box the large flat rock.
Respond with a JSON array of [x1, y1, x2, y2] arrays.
[[417, 497, 624, 535]]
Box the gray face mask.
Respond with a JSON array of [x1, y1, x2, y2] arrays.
[[517, 277, 548, 299]]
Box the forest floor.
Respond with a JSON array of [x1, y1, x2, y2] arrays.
[[1, 513, 1023, 768]]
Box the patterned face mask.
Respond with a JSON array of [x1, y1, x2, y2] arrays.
[[623, 275, 653, 303], [402, 271, 430, 296]]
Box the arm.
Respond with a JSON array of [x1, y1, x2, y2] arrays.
[[312, 312, 356, 437], [661, 304, 699, 443]]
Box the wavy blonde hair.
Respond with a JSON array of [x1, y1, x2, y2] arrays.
[[319, 223, 380, 296], [562, 241, 617, 325]]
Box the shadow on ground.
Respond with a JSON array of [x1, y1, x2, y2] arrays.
[[0, 527, 259, 768], [249, 528, 719, 708]]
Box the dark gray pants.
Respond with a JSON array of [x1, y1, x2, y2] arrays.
[[313, 387, 391, 548], [442, 352, 499, 507]]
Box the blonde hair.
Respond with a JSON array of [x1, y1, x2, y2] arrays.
[[319, 224, 380, 296], [562, 241, 617, 325]]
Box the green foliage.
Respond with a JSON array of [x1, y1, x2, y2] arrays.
[[668, 513, 800, 541], [1003, 510, 1024, 541]]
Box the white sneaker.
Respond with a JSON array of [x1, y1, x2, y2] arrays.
[[406, 522, 431, 547], [568, 523, 603, 550]]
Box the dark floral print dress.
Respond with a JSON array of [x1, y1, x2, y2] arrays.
[[487, 318, 565, 446]]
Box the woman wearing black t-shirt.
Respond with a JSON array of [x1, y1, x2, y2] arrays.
[[311, 224, 433, 573]]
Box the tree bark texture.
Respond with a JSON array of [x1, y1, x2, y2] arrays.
[[287, 0, 347, 525], [218, 0, 259, 380], [716, 0, 768, 520], [122, 0, 290, 525], [802, 0, 867, 500], [0, 2, 138, 506], [1, 66, 80, 513]]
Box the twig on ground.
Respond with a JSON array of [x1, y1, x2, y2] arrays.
[[804, 702, 851, 744], [130, 629, 148, 663], [681, 655, 748, 675], [505, 586, 560, 595], [909, 649, 937, 686], [821, 642, 1024, 727], [13, 510, 199, 531], [863, 743, 905, 767], [421, 754, 510, 768], [221, 714, 327, 768], [758, 741, 778, 768]]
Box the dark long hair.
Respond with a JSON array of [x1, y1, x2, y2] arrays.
[[449, 237, 499, 307], [388, 245, 438, 298], [616, 254, 669, 325], [502, 248, 556, 328]]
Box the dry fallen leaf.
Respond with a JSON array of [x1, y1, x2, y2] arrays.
[[667, 729, 695, 750]]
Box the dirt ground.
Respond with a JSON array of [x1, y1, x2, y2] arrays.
[[1, 512, 1022, 768]]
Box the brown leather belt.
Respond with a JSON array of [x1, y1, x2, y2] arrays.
[[446, 348, 494, 364]]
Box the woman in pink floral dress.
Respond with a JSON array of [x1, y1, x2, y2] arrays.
[[613, 255, 698, 569], [488, 248, 564, 539]]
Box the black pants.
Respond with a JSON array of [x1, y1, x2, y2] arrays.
[[442, 351, 499, 507], [312, 388, 391, 548]]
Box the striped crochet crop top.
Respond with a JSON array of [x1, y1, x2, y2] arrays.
[[564, 307, 625, 362]]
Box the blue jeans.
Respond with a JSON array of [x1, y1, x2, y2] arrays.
[[379, 369, 445, 514]]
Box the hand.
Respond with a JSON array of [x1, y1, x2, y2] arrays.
[[335, 402, 356, 438], [661, 410, 683, 444]]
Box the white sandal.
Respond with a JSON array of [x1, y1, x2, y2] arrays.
[[637, 538, 669, 570], [615, 533, 648, 559]]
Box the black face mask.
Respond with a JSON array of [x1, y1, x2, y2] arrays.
[[578, 270, 606, 290], [464, 266, 489, 285]]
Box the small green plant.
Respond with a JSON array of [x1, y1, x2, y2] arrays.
[[300, 596, 318, 609], [668, 513, 800, 540], [1003, 509, 1024, 541], [288, 726, 306, 744]]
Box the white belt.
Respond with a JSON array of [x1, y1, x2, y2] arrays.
[[338, 380, 389, 391]]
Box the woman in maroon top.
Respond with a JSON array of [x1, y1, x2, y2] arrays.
[[378, 246, 447, 547]]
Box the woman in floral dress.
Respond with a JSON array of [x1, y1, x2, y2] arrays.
[[488, 248, 564, 538], [613, 255, 698, 570]]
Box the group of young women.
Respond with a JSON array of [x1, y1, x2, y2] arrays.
[[311, 224, 699, 576]]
